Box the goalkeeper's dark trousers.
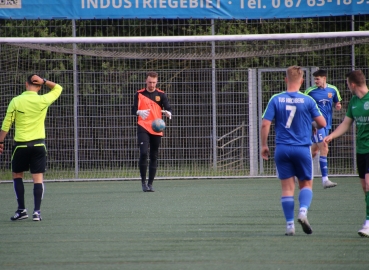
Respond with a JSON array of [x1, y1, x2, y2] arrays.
[[138, 132, 162, 185]]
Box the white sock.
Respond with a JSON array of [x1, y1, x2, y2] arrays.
[[322, 176, 328, 182], [299, 207, 308, 216], [287, 221, 294, 227], [364, 220, 369, 227]]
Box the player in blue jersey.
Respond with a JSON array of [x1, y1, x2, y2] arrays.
[[261, 66, 326, 236], [305, 70, 342, 189]]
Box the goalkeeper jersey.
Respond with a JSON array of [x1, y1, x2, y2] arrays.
[[1, 84, 63, 142]]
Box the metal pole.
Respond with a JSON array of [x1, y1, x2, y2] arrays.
[[211, 19, 217, 170], [72, 19, 79, 178], [351, 15, 357, 174]]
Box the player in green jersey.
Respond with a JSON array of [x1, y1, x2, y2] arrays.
[[324, 70, 369, 237]]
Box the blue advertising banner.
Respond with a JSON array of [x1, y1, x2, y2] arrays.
[[0, 0, 368, 20]]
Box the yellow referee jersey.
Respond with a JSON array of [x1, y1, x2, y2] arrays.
[[1, 84, 63, 142]]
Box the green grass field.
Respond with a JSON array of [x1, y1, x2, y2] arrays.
[[0, 178, 368, 270]]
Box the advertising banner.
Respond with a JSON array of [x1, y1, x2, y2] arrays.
[[0, 0, 368, 20]]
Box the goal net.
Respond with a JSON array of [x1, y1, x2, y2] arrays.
[[0, 31, 367, 181]]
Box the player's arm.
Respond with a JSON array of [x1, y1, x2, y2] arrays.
[[335, 101, 342, 110], [260, 119, 271, 160], [312, 115, 326, 129], [324, 116, 353, 143], [131, 93, 139, 116], [161, 93, 172, 119], [0, 130, 8, 154]]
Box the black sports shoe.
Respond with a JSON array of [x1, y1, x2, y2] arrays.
[[148, 184, 155, 192], [32, 211, 42, 221], [142, 183, 149, 192], [10, 209, 28, 221]]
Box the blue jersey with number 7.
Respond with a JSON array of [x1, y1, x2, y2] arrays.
[[262, 91, 322, 146]]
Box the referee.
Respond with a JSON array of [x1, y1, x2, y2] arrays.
[[0, 74, 63, 221], [132, 72, 172, 192]]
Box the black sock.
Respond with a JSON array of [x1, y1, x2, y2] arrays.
[[33, 183, 43, 212], [13, 178, 25, 209], [148, 167, 157, 185], [139, 165, 147, 184]]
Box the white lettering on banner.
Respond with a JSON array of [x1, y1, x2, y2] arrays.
[[79, 0, 366, 12], [101, 0, 109, 8], [123, 0, 131, 8], [168, 0, 178, 7], [81, 0, 221, 9]]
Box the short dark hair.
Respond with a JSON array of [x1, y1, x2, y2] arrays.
[[346, 70, 366, 86], [27, 74, 40, 86], [313, 70, 327, 77], [146, 71, 158, 79]]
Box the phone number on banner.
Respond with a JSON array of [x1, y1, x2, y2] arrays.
[[241, 0, 368, 8]]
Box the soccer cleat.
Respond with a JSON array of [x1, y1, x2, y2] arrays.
[[142, 182, 149, 192], [297, 213, 313, 234], [358, 225, 369, 238], [285, 225, 295, 236], [10, 209, 28, 221], [32, 211, 42, 221], [147, 184, 155, 192], [323, 179, 337, 189]]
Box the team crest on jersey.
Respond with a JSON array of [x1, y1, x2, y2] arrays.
[[328, 93, 332, 98], [364, 102, 369, 110], [155, 96, 161, 102]]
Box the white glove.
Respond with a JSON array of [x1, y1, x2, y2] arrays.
[[137, 109, 150, 120], [161, 110, 172, 120]]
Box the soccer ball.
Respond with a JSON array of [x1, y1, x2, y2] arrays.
[[152, 118, 166, 132]]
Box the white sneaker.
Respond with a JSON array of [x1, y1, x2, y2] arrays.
[[323, 179, 337, 189], [297, 213, 313, 234], [285, 225, 295, 236], [358, 225, 369, 238]]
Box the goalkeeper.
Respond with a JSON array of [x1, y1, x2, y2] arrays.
[[0, 75, 62, 221], [131, 71, 172, 192]]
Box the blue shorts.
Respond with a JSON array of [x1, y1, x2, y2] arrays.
[[275, 144, 313, 181], [312, 127, 329, 143]]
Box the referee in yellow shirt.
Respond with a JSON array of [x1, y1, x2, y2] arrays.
[[0, 74, 62, 221]]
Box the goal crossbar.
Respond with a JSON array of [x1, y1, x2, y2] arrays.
[[1, 31, 369, 44]]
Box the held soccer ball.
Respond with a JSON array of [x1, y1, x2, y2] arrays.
[[152, 118, 166, 132]]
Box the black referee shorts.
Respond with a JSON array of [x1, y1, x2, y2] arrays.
[[11, 140, 47, 174]]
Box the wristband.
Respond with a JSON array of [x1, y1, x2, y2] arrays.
[[43, 78, 47, 85]]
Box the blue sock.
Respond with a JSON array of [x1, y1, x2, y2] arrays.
[[299, 187, 313, 209], [281, 196, 294, 222], [319, 156, 328, 178]]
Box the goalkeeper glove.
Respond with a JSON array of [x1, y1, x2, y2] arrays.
[[161, 110, 172, 120], [137, 109, 150, 120]]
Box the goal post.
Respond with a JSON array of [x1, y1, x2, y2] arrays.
[[0, 29, 366, 181]]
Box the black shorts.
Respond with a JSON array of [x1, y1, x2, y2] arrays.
[[12, 140, 47, 174], [356, 153, 369, 179]]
